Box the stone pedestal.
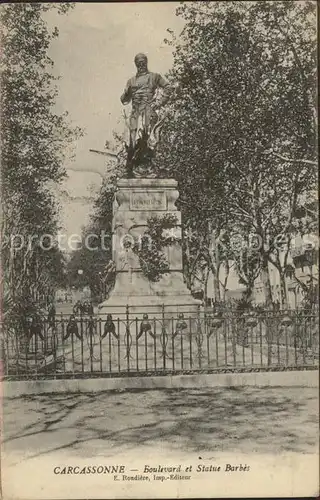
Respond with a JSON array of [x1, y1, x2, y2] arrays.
[[98, 178, 200, 316]]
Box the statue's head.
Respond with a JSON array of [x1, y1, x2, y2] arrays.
[[134, 53, 148, 73]]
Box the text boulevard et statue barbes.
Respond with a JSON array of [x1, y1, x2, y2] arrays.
[[120, 53, 169, 178]]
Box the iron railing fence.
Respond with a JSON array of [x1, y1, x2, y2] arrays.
[[2, 307, 319, 379]]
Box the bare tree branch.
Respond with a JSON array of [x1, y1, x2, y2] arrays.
[[263, 150, 317, 166]]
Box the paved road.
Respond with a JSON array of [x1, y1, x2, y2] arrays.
[[2, 386, 318, 499], [3, 386, 318, 461]]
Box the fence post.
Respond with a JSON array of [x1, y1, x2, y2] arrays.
[[61, 316, 66, 375], [162, 304, 166, 370], [196, 304, 203, 368], [266, 313, 272, 366], [125, 304, 131, 371], [80, 316, 84, 373]]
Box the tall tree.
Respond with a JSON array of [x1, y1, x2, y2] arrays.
[[156, 0, 317, 306], [1, 3, 81, 331]]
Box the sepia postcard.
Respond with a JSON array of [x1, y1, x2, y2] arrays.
[[0, 1, 319, 499]]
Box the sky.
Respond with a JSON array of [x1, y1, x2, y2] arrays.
[[46, 2, 185, 242]]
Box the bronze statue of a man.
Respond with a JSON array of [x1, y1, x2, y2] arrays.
[[120, 53, 169, 149]]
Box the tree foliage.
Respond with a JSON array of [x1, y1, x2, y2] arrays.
[[133, 214, 179, 282]]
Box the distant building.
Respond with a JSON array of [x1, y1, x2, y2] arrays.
[[199, 236, 318, 309]]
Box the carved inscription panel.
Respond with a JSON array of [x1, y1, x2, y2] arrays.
[[130, 191, 167, 211]]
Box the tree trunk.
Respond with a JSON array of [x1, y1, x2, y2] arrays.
[[221, 260, 230, 302], [279, 271, 288, 310], [204, 266, 210, 306], [211, 264, 221, 302], [244, 281, 253, 303], [259, 253, 274, 365], [260, 255, 273, 309], [208, 225, 221, 303], [183, 237, 191, 289]]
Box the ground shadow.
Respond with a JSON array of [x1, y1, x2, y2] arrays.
[[2, 386, 318, 462]]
